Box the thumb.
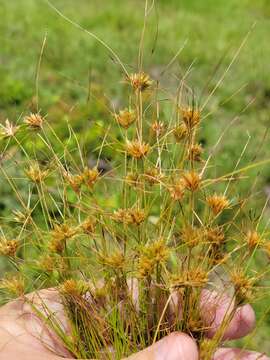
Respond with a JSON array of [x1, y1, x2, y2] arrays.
[[127, 332, 199, 360]]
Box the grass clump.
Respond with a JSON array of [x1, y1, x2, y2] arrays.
[[0, 3, 270, 359]]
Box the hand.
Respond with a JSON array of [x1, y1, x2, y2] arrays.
[[0, 288, 268, 360]]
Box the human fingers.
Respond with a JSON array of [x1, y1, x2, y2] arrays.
[[127, 332, 198, 360], [213, 348, 270, 360], [201, 289, 255, 340]]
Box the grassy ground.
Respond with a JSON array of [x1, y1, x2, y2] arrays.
[[1, 0, 270, 354]]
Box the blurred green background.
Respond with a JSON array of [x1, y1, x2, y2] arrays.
[[0, 0, 270, 353]]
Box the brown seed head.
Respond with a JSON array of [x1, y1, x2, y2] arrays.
[[207, 227, 225, 246], [180, 108, 200, 130], [24, 113, 44, 129], [129, 208, 146, 225], [246, 230, 263, 251], [99, 251, 125, 271], [0, 239, 19, 257], [0, 276, 24, 297], [181, 226, 204, 248], [64, 172, 84, 193], [188, 144, 203, 162], [126, 140, 150, 159], [60, 279, 89, 297], [115, 109, 136, 129], [81, 217, 96, 234], [113, 209, 133, 225], [169, 180, 185, 201], [182, 171, 201, 192], [171, 268, 208, 288], [82, 167, 99, 188], [231, 270, 255, 305], [151, 121, 165, 137], [206, 194, 229, 215], [125, 172, 141, 188], [144, 167, 163, 185], [129, 72, 152, 91], [138, 239, 169, 278], [25, 162, 49, 183], [173, 123, 188, 142]]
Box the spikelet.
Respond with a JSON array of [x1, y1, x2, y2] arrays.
[[173, 123, 188, 142], [188, 144, 204, 162], [129, 208, 146, 225], [25, 162, 49, 183], [113, 209, 133, 225], [171, 268, 208, 288], [24, 113, 44, 129], [206, 194, 229, 215], [181, 226, 204, 248], [64, 172, 84, 193], [151, 121, 165, 137], [0, 119, 19, 138], [246, 230, 263, 251], [99, 251, 126, 271], [115, 109, 136, 129], [231, 269, 256, 305], [82, 167, 99, 188], [60, 279, 89, 297], [81, 217, 96, 234], [0, 239, 19, 257], [182, 171, 201, 192], [169, 180, 185, 201], [138, 239, 169, 278], [126, 140, 150, 159], [180, 107, 200, 130], [129, 72, 152, 91], [49, 223, 77, 254], [144, 167, 163, 185], [0, 275, 25, 297]]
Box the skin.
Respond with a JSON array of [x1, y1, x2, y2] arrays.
[[0, 288, 268, 360]]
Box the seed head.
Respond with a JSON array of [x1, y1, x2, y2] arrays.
[[151, 121, 165, 137], [138, 239, 169, 278], [188, 144, 203, 162], [82, 167, 99, 188], [125, 172, 141, 188], [0, 119, 19, 138], [25, 162, 49, 183], [126, 140, 150, 159], [180, 107, 200, 130], [0, 276, 25, 297], [171, 268, 208, 288], [182, 171, 201, 192], [81, 217, 96, 234], [169, 181, 185, 201], [0, 239, 19, 257], [129, 208, 146, 225], [144, 167, 163, 185], [181, 226, 203, 248], [206, 194, 229, 215], [24, 113, 44, 129], [173, 124, 188, 142], [113, 209, 133, 225], [49, 223, 77, 254], [207, 227, 225, 246], [60, 279, 89, 297], [64, 172, 84, 193], [129, 72, 152, 91], [115, 109, 136, 129], [99, 251, 125, 271], [246, 230, 263, 251], [231, 269, 255, 305]]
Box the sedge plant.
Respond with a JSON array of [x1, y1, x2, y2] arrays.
[[0, 3, 270, 359]]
